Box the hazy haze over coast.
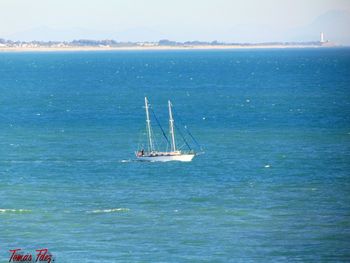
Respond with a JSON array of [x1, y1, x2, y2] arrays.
[[0, 0, 349, 44]]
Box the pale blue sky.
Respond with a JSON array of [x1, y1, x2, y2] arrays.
[[1, 0, 349, 43]]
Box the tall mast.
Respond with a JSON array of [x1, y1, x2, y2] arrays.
[[145, 97, 154, 152], [168, 100, 176, 152]]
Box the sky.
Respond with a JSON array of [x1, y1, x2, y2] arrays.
[[1, 0, 350, 44]]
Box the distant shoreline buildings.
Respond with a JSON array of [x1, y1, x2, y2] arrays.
[[0, 33, 337, 50]]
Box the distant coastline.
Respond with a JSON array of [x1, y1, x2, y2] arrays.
[[0, 38, 338, 52]]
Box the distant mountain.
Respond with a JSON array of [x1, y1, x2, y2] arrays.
[[5, 26, 165, 42], [223, 9, 350, 45], [315, 10, 350, 39], [3, 10, 350, 44], [225, 24, 284, 43], [5, 26, 114, 42], [291, 10, 350, 45]]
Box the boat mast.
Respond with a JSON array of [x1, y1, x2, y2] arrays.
[[168, 100, 176, 152], [145, 97, 154, 152]]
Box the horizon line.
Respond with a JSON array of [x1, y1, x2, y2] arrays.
[[0, 38, 329, 45]]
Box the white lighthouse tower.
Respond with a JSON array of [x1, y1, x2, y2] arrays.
[[320, 32, 325, 43]]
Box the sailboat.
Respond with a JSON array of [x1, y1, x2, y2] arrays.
[[136, 97, 196, 162]]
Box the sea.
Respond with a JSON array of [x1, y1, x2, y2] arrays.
[[0, 48, 349, 262]]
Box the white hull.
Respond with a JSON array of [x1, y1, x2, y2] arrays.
[[137, 153, 195, 162], [136, 97, 199, 163]]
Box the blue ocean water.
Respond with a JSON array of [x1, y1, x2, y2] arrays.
[[0, 49, 349, 262]]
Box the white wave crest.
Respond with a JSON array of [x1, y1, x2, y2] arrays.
[[0, 209, 31, 213], [88, 208, 130, 214], [119, 159, 132, 163]]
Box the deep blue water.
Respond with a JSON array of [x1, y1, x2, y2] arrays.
[[0, 49, 350, 262]]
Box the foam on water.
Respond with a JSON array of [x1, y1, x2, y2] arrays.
[[0, 209, 31, 214], [119, 159, 133, 163], [88, 208, 130, 214]]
